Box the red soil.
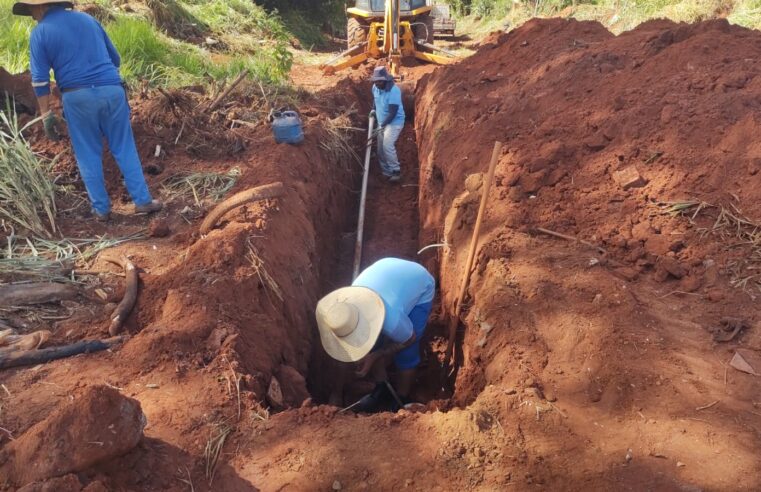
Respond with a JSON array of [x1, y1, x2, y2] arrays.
[[2, 15, 761, 492], [416, 17, 761, 489]]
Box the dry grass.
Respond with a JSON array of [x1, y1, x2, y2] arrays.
[[251, 400, 270, 421], [319, 110, 363, 172], [663, 199, 761, 296], [162, 168, 241, 207], [204, 421, 233, 485], [245, 236, 283, 304], [0, 230, 145, 282]]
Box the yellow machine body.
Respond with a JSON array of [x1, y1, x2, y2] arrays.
[[321, 1, 454, 76]]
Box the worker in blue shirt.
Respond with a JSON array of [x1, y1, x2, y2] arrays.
[[13, 0, 162, 221], [369, 66, 406, 183], [316, 258, 435, 412]]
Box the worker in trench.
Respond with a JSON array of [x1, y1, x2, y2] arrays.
[[12, 0, 163, 221], [369, 66, 406, 183], [316, 258, 435, 412]]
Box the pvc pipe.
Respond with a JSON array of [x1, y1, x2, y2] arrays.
[[353, 116, 376, 280]]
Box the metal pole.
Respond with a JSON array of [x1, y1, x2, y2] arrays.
[[353, 116, 377, 280]]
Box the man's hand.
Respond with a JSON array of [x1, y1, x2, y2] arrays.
[[356, 353, 379, 378], [42, 111, 63, 142]]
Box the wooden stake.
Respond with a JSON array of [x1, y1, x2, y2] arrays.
[[207, 69, 249, 113], [445, 141, 503, 365]]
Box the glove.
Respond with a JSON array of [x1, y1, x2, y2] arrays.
[[369, 110, 376, 120], [42, 111, 63, 142]]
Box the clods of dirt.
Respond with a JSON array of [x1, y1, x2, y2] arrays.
[[0, 386, 145, 487]]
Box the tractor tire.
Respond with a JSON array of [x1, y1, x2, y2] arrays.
[[413, 13, 435, 45], [347, 17, 368, 49]]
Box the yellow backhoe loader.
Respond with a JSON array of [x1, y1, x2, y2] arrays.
[[321, 0, 455, 76]]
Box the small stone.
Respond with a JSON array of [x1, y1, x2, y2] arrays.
[[465, 173, 483, 193], [706, 289, 725, 302], [625, 448, 633, 463], [266, 376, 284, 408], [676, 461, 686, 468], [679, 275, 702, 292], [332, 480, 342, 490], [613, 165, 647, 190], [405, 478, 414, 487], [592, 293, 603, 304]]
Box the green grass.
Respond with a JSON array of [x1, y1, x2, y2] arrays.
[[0, 0, 33, 74], [0, 107, 57, 238], [444, 0, 761, 36], [0, 0, 292, 87]]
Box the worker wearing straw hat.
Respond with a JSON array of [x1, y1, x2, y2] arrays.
[[316, 258, 435, 412], [13, 0, 162, 221]]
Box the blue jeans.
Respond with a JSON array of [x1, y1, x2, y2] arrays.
[[376, 124, 403, 176], [62, 85, 152, 215], [373, 302, 433, 370]]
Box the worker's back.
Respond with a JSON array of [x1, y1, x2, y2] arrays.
[[353, 258, 435, 314], [30, 6, 122, 91]]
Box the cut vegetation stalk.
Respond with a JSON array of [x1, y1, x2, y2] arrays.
[[104, 257, 139, 336], [199, 182, 285, 234], [0, 336, 124, 370]]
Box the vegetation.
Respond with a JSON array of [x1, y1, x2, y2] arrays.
[[0, 0, 293, 86], [0, 107, 57, 238], [442, 0, 761, 35]]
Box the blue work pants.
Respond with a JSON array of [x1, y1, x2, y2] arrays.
[[62, 85, 152, 215]]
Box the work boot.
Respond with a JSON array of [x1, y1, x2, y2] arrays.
[[91, 209, 111, 222], [354, 382, 392, 413], [388, 171, 401, 183], [134, 199, 163, 215]]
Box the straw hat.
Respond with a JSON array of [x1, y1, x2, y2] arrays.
[[12, 0, 73, 16], [315, 286, 385, 362]]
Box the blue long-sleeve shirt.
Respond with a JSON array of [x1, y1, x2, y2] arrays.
[[30, 6, 122, 97]]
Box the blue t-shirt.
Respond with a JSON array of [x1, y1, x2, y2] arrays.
[[30, 7, 122, 97], [353, 258, 435, 343], [372, 83, 406, 127]]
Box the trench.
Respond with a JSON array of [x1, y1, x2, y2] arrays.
[[306, 118, 454, 409]]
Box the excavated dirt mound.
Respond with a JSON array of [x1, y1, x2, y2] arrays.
[[415, 17, 761, 489], [0, 68, 36, 115], [0, 75, 366, 490], [4, 17, 761, 491]]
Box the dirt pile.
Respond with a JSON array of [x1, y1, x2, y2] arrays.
[[0, 70, 367, 489], [0, 385, 144, 487], [0, 68, 36, 115], [414, 17, 761, 488]]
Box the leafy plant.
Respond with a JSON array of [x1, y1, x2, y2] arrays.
[[0, 106, 57, 237]]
